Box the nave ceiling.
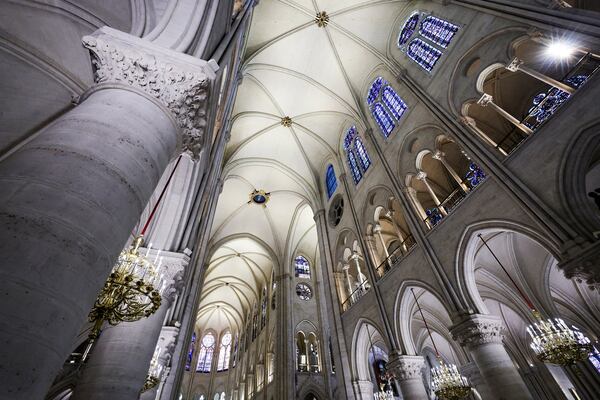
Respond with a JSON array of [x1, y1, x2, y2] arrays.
[[198, 0, 410, 331]]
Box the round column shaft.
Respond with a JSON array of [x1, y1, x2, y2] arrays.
[[0, 86, 178, 400], [451, 315, 533, 400], [417, 172, 447, 216], [477, 94, 533, 136], [72, 296, 173, 400], [506, 58, 575, 95], [0, 26, 213, 399], [71, 256, 185, 400]]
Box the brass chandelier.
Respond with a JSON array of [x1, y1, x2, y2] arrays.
[[85, 156, 183, 351], [478, 234, 593, 366], [410, 288, 472, 400]]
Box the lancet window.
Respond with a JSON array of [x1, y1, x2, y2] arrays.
[[325, 164, 338, 198], [343, 126, 371, 184], [196, 332, 216, 372], [217, 332, 232, 371], [294, 255, 311, 279]]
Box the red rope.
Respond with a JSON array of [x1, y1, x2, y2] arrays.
[[140, 155, 183, 236]]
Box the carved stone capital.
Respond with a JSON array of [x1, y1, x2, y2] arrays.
[[558, 240, 600, 290], [506, 57, 524, 72], [387, 354, 425, 381], [416, 171, 427, 181], [477, 93, 493, 107], [143, 249, 190, 303], [82, 27, 217, 158], [432, 150, 445, 161], [451, 314, 505, 348]]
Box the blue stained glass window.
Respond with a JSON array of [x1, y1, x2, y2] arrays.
[[372, 103, 395, 137], [367, 77, 385, 106], [186, 332, 196, 371], [344, 126, 357, 150], [398, 13, 420, 46], [407, 39, 442, 72], [419, 16, 459, 48], [355, 137, 371, 171], [347, 151, 362, 184], [590, 347, 600, 374], [382, 86, 408, 121], [525, 74, 588, 129], [465, 162, 486, 188], [294, 255, 311, 278], [325, 164, 337, 199]]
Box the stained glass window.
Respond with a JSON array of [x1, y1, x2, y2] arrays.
[[419, 16, 459, 48], [343, 126, 357, 150], [355, 137, 371, 171], [382, 86, 408, 121], [196, 333, 216, 372], [261, 287, 267, 328], [326, 164, 337, 199], [373, 103, 395, 137], [217, 332, 232, 371], [232, 334, 239, 368], [367, 76, 385, 106], [367, 79, 408, 137], [344, 126, 371, 185], [347, 151, 362, 184], [398, 12, 459, 72], [398, 13, 419, 46], [185, 332, 196, 371], [590, 347, 600, 373], [296, 283, 313, 300], [407, 39, 442, 72], [294, 255, 311, 279]]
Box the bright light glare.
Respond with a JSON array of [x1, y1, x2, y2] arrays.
[[545, 41, 577, 60]]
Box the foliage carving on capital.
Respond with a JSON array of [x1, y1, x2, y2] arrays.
[[387, 354, 425, 381], [451, 315, 505, 348], [82, 27, 217, 158]]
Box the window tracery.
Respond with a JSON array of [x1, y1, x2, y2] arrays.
[[217, 332, 232, 371], [196, 332, 216, 372], [296, 283, 313, 300], [397, 12, 459, 72], [343, 126, 371, 184], [366, 78, 408, 137]]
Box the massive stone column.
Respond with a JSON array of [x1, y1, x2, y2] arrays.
[[451, 315, 533, 400], [71, 251, 187, 400], [0, 27, 215, 400], [387, 354, 429, 400]]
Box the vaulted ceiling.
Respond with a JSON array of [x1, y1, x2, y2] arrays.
[[197, 0, 410, 332]]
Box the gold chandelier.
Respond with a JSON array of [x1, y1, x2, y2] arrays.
[[410, 289, 472, 400], [478, 234, 593, 367], [431, 361, 472, 400], [527, 312, 592, 365], [88, 235, 163, 338]]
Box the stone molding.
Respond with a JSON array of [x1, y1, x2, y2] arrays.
[[387, 354, 425, 381], [82, 27, 218, 158], [451, 314, 505, 348], [143, 249, 190, 302]]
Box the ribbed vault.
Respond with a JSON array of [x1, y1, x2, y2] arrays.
[[199, 0, 409, 334]]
